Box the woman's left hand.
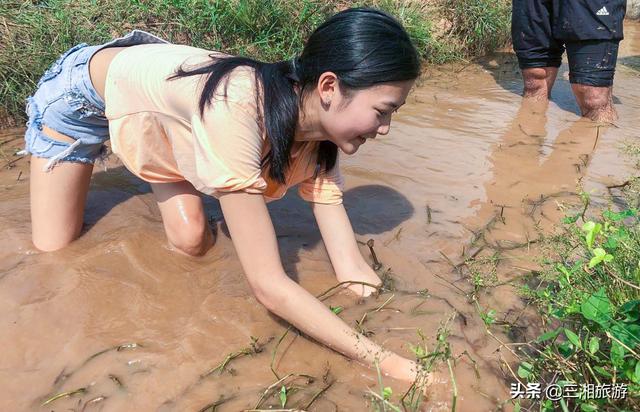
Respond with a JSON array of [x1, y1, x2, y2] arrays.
[[335, 265, 381, 297]]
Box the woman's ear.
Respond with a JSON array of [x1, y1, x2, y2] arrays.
[[317, 72, 338, 109]]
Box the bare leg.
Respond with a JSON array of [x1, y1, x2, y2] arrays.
[[151, 181, 215, 256], [30, 126, 94, 251], [571, 84, 617, 123], [522, 67, 559, 100]]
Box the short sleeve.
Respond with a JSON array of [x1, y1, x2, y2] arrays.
[[189, 72, 268, 197], [298, 155, 344, 205]]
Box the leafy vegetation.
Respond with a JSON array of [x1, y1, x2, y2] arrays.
[[515, 203, 640, 411]]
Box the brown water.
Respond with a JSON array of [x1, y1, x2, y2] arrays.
[[1, 23, 639, 412]]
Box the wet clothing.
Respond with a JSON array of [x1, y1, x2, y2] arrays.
[[512, 0, 626, 86], [23, 31, 344, 205]]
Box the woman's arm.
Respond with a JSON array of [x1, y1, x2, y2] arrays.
[[218, 191, 417, 381], [311, 202, 382, 297]]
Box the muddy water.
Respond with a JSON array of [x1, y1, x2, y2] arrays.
[[1, 23, 639, 412]]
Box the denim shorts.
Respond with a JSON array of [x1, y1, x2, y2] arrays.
[[23, 30, 168, 171]]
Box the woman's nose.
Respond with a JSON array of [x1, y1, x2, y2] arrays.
[[377, 123, 390, 135]]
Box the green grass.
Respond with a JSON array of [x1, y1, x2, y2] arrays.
[[460, 143, 640, 411], [435, 0, 511, 63], [513, 200, 640, 411], [0, 0, 512, 125]]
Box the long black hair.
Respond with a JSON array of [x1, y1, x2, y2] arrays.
[[171, 7, 420, 184]]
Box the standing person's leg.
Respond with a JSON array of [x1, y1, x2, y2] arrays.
[[565, 40, 620, 123], [553, 0, 625, 122], [512, 0, 564, 99], [150, 181, 215, 256], [522, 67, 559, 99]]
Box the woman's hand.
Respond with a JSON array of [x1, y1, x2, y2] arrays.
[[335, 265, 381, 297], [379, 354, 439, 399], [379, 353, 419, 382]]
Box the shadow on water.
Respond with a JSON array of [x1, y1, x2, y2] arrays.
[[268, 184, 415, 281], [83, 165, 152, 228], [82, 164, 414, 284], [618, 54, 640, 72]]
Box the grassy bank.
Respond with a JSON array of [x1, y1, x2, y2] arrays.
[[0, 0, 511, 126], [508, 153, 640, 411], [515, 205, 640, 411]]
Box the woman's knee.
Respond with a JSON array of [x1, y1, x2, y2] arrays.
[[165, 217, 215, 256]]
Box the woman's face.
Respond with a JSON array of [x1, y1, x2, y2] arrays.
[[318, 79, 415, 155]]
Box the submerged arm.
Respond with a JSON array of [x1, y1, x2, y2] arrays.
[[218, 191, 416, 381]]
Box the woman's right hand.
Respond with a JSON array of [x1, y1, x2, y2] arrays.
[[379, 354, 443, 402], [379, 353, 418, 381]]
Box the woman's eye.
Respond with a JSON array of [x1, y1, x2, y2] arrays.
[[376, 108, 398, 117]]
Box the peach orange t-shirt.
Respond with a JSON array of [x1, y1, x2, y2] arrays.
[[104, 43, 343, 204]]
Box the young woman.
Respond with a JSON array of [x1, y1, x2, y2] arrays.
[[25, 8, 424, 383]]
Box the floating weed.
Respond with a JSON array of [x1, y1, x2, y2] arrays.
[[201, 336, 268, 379], [383, 226, 403, 246], [53, 342, 143, 385], [439, 250, 463, 275], [41, 387, 87, 406], [41, 341, 143, 406], [108, 374, 124, 389], [358, 294, 396, 326], [466, 251, 500, 298], [380, 268, 397, 293], [196, 395, 232, 412], [480, 308, 497, 326], [279, 385, 287, 407], [367, 238, 383, 271], [253, 373, 316, 410], [80, 395, 107, 412], [524, 190, 576, 218], [303, 379, 334, 410], [315, 279, 383, 301], [410, 297, 431, 316], [330, 305, 344, 315], [271, 326, 294, 379]]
